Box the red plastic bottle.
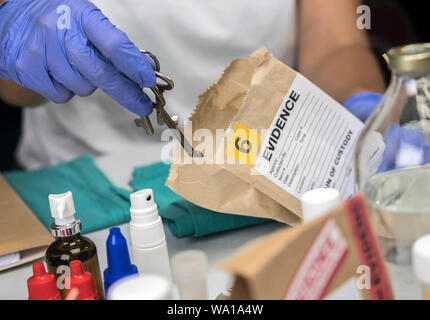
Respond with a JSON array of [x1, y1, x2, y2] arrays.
[[65, 260, 99, 300], [27, 262, 61, 300]]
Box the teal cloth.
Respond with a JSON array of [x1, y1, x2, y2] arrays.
[[130, 162, 270, 237], [4, 155, 130, 234], [130, 162, 182, 208]]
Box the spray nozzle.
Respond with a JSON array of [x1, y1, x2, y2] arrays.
[[130, 189, 155, 210], [49, 191, 76, 226]]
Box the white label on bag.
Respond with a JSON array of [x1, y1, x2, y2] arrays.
[[253, 73, 375, 199]]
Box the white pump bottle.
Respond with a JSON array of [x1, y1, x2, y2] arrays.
[[129, 189, 171, 282]]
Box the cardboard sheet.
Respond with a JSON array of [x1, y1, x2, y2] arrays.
[[0, 174, 52, 271], [221, 194, 393, 300]]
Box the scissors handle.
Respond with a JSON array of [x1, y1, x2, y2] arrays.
[[140, 49, 160, 71], [135, 50, 203, 158]]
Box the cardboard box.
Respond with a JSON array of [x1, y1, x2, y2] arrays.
[[0, 174, 52, 271], [221, 194, 393, 300]]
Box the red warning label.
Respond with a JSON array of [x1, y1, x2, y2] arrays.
[[344, 194, 393, 300], [284, 218, 349, 300]]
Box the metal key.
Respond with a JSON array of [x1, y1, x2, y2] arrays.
[[135, 50, 203, 157]]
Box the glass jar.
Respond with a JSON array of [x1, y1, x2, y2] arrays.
[[355, 43, 430, 265]]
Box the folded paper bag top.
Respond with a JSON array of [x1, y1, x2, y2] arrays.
[[166, 47, 366, 225]]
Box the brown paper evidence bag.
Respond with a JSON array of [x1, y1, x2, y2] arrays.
[[167, 47, 301, 225], [167, 46, 361, 225]]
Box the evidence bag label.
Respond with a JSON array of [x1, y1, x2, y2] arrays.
[[227, 123, 261, 166], [253, 73, 365, 199]]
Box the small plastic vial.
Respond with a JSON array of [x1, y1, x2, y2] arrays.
[[412, 234, 430, 299], [104, 227, 138, 293], [27, 262, 61, 300], [171, 250, 208, 300], [300, 188, 342, 223], [107, 274, 172, 300], [65, 260, 99, 300]]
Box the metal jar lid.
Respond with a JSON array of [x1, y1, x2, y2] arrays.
[[385, 43, 430, 73], [50, 219, 81, 237]]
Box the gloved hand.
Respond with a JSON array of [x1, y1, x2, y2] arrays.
[[344, 92, 430, 172], [0, 0, 156, 116], [344, 91, 383, 123]]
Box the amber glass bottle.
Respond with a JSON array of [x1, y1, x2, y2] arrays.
[[46, 232, 104, 299], [45, 191, 104, 299]]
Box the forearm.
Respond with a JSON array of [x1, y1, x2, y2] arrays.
[[301, 45, 385, 103], [299, 0, 385, 103], [0, 78, 47, 106]]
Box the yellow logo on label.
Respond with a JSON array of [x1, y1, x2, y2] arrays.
[[227, 123, 261, 166]]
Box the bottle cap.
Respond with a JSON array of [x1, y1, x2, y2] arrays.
[[65, 260, 99, 300], [107, 274, 172, 300], [49, 191, 76, 225], [171, 250, 208, 282], [49, 191, 81, 237], [413, 234, 430, 284], [27, 262, 61, 300], [104, 227, 138, 292], [300, 188, 342, 223], [386, 43, 430, 73]]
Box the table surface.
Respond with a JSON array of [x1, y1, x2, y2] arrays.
[[0, 145, 422, 299]]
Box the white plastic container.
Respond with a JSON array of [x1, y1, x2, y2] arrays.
[[129, 189, 171, 281], [413, 234, 430, 300], [171, 250, 208, 300], [300, 188, 342, 223], [107, 274, 172, 300]]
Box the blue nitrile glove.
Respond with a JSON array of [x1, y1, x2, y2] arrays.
[[377, 124, 430, 172], [344, 92, 430, 172], [0, 0, 156, 115]]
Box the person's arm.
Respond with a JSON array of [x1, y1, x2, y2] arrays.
[[0, 78, 47, 107], [299, 0, 385, 103], [0, 0, 156, 115]]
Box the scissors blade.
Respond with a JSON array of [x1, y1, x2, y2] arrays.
[[159, 108, 203, 158], [137, 49, 202, 157]]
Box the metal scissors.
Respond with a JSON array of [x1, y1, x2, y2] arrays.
[[135, 49, 203, 158]]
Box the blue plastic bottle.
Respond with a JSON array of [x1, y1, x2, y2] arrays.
[[104, 227, 138, 293]]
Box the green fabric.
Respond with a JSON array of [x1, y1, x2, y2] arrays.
[[130, 162, 270, 237], [130, 162, 182, 208], [162, 200, 270, 237], [4, 155, 131, 234], [3, 156, 269, 238]]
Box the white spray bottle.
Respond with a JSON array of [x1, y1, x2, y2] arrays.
[[129, 189, 172, 281]]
